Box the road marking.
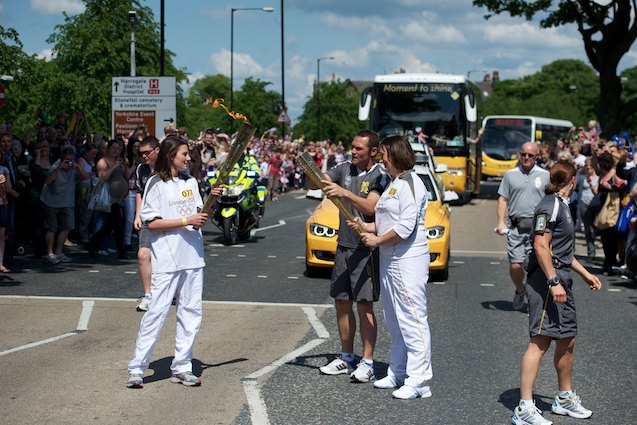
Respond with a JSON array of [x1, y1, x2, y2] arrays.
[[226, 274, 237, 278], [232, 244, 245, 248], [253, 220, 286, 233], [451, 250, 507, 255], [76, 300, 94, 331], [209, 243, 224, 247], [242, 306, 330, 425], [267, 255, 277, 258], [452, 261, 464, 264], [295, 256, 305, 259], [287, 276, 299, 280], [489, 262, 501, 265], [88, 270, 99, 273], [0, 296, 335, 309], [302, 307, 330, 338], [210, 253, 219, 257], [607, 288, 622, 292], [124, 271, 137, 274], [238, 254, 247, 258], [433, 282, 445, 285], [481, 283, 495, 287], [294, 194, 307, 199], [0, 299, 94, 357], [257, 275, 268, 278]]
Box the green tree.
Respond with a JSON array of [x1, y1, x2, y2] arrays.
[[295, 79, 360, 144], [621, 66, 637, 134], [181, 74, 231, 134], [234, 77, 282, 135], [482, 59, 599, 126], [473, 0, 637, 135], [45, 0, 186, 134]]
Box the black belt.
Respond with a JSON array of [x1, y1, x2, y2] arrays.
[[510, 216, 533, 230]]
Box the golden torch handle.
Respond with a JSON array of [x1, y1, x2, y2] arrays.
[[296, 152, 365, 233], [200, 121, 257, 216]]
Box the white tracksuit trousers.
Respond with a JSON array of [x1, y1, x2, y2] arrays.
[[380, 253, 433, 388], [128, 267, 203, 375]]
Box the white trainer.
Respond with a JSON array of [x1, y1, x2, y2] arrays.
[[136, 296, 150, 312], [512, 402, 553, 424], [373, 374, 402, 389], [392, 384, 432, 400], [349, 362, 375, 383], [551, 391, 592, 419], [319, 358, 353, 375], [512, 288, 527, 311]]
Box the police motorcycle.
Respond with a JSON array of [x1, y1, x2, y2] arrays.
[[207, 155, 267, 245]]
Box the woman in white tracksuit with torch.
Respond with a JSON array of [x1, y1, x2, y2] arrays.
[[349, 136, 432, 400]]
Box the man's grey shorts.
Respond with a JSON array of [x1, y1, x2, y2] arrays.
[[330, 245, 379, 302], [507, 226, 532, 264], [138, 223, 151, 249]]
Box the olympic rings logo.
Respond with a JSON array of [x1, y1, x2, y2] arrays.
[[176, 204, 195, 216]]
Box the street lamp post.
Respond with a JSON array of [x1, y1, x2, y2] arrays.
[[316, 56, 334, 141], [230, 6, 274, 129], [129, 11, 137, 77]]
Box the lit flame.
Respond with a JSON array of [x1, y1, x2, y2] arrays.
[[205, 98, 250, 123]]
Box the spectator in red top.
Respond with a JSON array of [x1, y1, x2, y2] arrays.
[[267, 149, 283, 201]]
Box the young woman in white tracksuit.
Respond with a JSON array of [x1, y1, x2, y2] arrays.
[[126, 136, 223, 389], [350, 136, 432, 400]]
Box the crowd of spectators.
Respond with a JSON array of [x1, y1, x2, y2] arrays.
[[0, 114, 349, 267], [535, 121, 637, 277]]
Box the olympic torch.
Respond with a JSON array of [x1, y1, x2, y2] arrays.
[[200, 99, 256, 216]]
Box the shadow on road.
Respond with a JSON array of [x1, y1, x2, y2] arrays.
[[480, 300, 528, 313], [144, 356, 249, 383], [499, 388, 553, 412], [289, 353, 389, 378]]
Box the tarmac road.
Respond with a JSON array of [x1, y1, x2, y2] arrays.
[[1, 186, 635, 424]]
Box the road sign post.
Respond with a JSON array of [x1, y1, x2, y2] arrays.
[[111, 76, 176, 138]]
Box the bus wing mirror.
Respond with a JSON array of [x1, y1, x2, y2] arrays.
[[464, 92, 477, 123], [358, 88, 372, 121], [435, 164, 448, 174]]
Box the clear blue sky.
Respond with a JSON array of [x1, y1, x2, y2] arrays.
[[2, 0, 636, 123]]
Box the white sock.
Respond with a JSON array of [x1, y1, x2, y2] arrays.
[[144, 293, 151, 299], [519, 399, 534, 410], [361, 358, 374, 367], [558, 390, 572, 398]]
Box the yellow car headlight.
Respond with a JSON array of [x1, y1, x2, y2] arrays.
[[309, 223, 338, 238], [426, 226, 445, 239]]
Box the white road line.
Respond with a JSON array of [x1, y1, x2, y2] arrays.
[[267, 255, 277, 258], [242, 380, 270, 425], [433, 282, 445, 285], [210, 254, 219, 257], [294, 194, 307, 199], [489, 262, 501, 265], [0, 299, 94, 357], [253, 220, 286, 233], [232, 244, 245, 248], [76, 300, 94, 331], [226, 274, 237, 278], [242, 307, 330, 425], [0, 295, 334, 309], [607, 288, 622, 292], [481, 283, 495, 287], [124, 271, 137, 274], [257, 275, 268, 278], [287, 276, 299, 280], [295, 256, 305, 259], [451, 250, 507, 255], [88, 270, 99, 273], [209, 243, 224, 247], [0, 332, 77, 357], [238, 254, 247, 258], [452, 261, 465, 264], [302, 307, 329, 338]]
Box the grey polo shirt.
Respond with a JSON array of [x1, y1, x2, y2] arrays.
[[326, 161, 389, 249], [40, 160, 78, 208], [498, 164, 550, 221]]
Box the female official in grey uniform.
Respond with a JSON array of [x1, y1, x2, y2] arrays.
[[350, 136, 432, 400], [512, 161, 602, 425]]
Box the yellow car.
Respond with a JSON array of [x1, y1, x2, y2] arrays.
[[305, 165, 452, 280]]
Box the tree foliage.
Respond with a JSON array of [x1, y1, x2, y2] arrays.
[[294, 79, 361, 144], [181, 74, 231, 134], [481, 59, 599, 126], [473, 0, 637, 135], [234, 77, 282, 136]]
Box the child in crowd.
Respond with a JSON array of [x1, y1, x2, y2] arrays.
[[127, 136, 222, 388]]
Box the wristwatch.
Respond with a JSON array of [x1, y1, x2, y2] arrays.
[[547, 276, 561, 287]]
